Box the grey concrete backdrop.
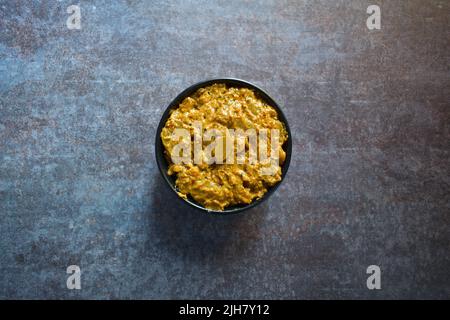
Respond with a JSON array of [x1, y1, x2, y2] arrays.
[[0, 0, 449, 299]]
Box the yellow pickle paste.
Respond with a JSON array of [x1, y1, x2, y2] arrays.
[[161, 83, 288, 211]]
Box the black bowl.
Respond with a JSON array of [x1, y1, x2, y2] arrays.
[[155, 78, 292, 214]]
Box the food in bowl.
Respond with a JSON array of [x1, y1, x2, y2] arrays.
[[160, 83, 288, 211]]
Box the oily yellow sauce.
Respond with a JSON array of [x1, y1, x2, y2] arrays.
[[161, 83, 288, 211]]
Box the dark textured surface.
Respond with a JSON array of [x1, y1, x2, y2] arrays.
[[0, 0, 449, 299]]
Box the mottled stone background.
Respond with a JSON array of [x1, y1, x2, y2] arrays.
[[0, 0, 449, 299]]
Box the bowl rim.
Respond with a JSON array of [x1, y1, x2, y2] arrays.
[[155, 78, 292, 215]]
